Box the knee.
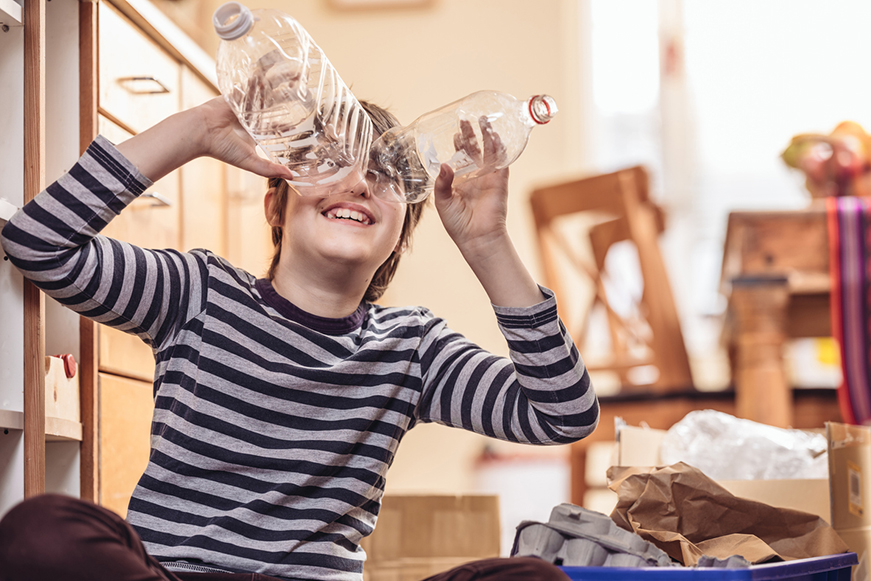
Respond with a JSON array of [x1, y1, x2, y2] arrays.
[[0, 495, 86, 566], [510, 557, 570, 581], [0, 494, 77, 533]]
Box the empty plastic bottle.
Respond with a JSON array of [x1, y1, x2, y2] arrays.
[[368, 91, 557, 204], [213, 2, 372, 189]]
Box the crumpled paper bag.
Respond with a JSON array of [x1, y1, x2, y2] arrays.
[[606, 462, 848, 566]]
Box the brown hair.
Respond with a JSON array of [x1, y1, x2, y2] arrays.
[[265, 100, 427, 302]]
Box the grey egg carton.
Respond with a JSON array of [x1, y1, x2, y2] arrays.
[[511, 503, 676, 568]]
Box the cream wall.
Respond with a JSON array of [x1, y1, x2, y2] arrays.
[[198, 0, 589, 493]]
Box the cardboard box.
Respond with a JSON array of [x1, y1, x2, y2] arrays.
[[361, 495, 500, 581], [617, 425, 831, 522], [827, 422, 871, 571]]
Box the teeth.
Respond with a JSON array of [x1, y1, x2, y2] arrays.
[[325, 207, 370, 225]]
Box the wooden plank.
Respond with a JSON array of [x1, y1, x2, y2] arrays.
[[23, 0, 46, 499], [79, 318, 98, 501], [79, 0, 99, 504], [729, 279, 791, 428], [45, 417, 83, 442], [44, 356, 80, 423]]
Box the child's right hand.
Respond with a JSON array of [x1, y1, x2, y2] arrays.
[[116, 97, 294, 183], [195, 97, 294, 180]]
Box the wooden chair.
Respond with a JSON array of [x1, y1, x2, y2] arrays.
[[530, 166, 693, 393]]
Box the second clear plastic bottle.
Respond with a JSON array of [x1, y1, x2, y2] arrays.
[[369, 91, 557, 203]]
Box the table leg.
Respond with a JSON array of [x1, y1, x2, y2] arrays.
[[729, 278, 792, 428]]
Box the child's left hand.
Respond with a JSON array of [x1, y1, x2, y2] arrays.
[[433, 117, 512, 260]]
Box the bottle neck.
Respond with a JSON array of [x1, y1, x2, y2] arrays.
[[214, 2, 254, 40], [527, 95, 558, 125]]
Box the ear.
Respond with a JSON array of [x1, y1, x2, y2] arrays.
[[264, 187, 280, 227], [393, 238, 407, 255]]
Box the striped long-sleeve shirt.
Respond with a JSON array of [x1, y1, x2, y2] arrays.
[[0, 136, 599, 581]]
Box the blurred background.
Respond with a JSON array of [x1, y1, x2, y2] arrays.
[[98, 0, 871, 552]]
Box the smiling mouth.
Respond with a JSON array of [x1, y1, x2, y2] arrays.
[[324, 207, 372, 225]]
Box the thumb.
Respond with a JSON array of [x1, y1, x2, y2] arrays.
[[433, 163, 454, 204]]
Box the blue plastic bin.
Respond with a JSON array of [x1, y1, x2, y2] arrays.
[[560, 553, 858, 581]]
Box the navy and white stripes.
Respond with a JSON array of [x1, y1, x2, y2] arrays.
[[0, 135, 599, 581]]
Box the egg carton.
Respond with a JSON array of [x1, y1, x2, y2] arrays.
[[510, 503, 675, 568]]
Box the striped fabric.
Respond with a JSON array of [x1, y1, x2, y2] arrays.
[[827, 196, 871, 425], [0, 136, 599, 581]]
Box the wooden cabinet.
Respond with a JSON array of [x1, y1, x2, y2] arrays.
[[98, 373, 154, 518], [98, 115, 182, 257], [99, 2, 180, 135], [226, 166, 272, 278], [180, 66, 227, 255]]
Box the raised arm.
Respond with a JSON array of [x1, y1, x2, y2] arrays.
[[0, 99, 292, 349], [116, 97, 293, 184], [431, 118, 543, 308], [421, 118, 599, 443]]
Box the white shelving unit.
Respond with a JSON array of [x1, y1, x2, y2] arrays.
[[0, 0, 23, 27], [0, 0, 26, 519], [0, 0, 84, 516]]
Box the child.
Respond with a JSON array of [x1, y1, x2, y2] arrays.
[[0, 96, 598, 581]]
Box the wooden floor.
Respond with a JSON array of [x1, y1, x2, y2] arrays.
[[570, 388, 842, 505]]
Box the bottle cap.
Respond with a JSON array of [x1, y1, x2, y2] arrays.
[[214, 2, 254, 41], [528, 95, 558, 124]]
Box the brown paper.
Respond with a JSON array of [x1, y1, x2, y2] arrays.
[[607, 463, 848, 566]]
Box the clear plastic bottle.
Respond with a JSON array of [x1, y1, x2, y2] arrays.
[[213, 2, 372, 189], [369, 91, 557, 203]]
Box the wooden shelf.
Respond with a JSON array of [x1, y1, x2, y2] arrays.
[[0, 409, 24, 431], [0, 0, 22, 27], [45, 416, 83, 442]]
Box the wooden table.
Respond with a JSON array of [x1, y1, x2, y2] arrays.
[[720, 204, 832, 428]]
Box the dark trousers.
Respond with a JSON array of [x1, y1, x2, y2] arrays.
[[0, 495, 568, 581]]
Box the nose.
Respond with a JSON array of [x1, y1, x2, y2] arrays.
[[346, 168, 371, 198]]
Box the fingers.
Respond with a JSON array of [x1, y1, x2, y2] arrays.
[[454, 119, 483, 167], [479, 116, 506, 168], [451, 117, 506, 172]]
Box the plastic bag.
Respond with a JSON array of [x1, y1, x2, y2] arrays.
[[659, 410, 827, 480]]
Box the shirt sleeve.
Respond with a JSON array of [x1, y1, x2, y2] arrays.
[[415, 287, 599, 445], [0, 135, 207, 351]]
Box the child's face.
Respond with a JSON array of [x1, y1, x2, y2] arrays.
[[274, 171, 407, 278]]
